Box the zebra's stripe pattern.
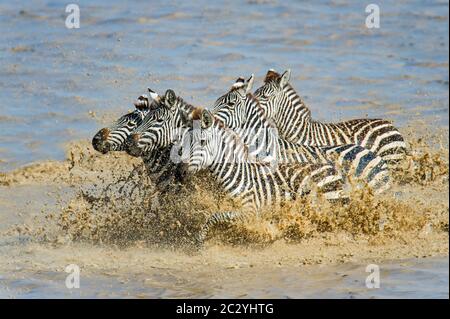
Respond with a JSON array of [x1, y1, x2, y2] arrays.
[[126, 89, 197, 159], [212, 76, 390, 193], [253, 69, 407, 166], [188, 109, 348, 245], [127, 90, 349, 245]]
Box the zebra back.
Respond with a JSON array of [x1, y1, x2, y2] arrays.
[[187, 109, 349, 212], [254, 69, 407, 166], [211, 76, 391, 193]]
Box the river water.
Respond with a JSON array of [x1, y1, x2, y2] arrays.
[[0, 0, 448, 298]]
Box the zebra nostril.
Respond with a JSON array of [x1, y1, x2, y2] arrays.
[[92, 128, 112, 153]]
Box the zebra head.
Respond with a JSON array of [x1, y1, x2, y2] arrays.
[[91, 90, 160, 154], [126, 89, 195, 159], [253, 69, 291, 118], [211, 75, 254, 126]]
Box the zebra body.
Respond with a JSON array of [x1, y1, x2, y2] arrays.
[[188, 109, 348, 244], [189, 109, 347, 206], [127, 91, 348, 245], [211, 76, 390, 193], [253, 70, 407, 166]]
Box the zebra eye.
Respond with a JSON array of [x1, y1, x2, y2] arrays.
[[127, 120, 136, 126], [227, 102, 234, 107]]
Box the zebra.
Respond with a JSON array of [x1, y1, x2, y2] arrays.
[[91, 90, 187, 192], [187, 109, 349, 245], [127, 90, 349, 246], [211, 75, 390, 193], [253, 69, 407, 167]]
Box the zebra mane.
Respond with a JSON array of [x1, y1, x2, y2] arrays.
[[159, 93, 200, 122], [190, 107, 204, 121], [175, 96, 198, 116], [262, 70, 312, 120], [264, 70, 281, 83], [282, 82, 311, 119]]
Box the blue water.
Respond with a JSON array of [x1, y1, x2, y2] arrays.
[[0, 0, 448, 171]]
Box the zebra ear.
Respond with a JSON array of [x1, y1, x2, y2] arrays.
[[148, 88, 160, 102], [244, 74, 254, 94], [279, 69, 291, 87], [134, 94, 149, 110], [164, 89, 177, 109], [201, 109, 214, 129]]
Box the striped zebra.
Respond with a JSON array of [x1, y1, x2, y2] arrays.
[[253, 69, 407, 166], [91, 91, 187, 191], [126, 89, 198, 160], [211, 76, 390, 193], [187, 109, 348, 245], [127, 90, 349, 246]]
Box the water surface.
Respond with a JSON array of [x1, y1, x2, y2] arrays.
[[0, 0, 448, 170], [0, 0, 448, 299]]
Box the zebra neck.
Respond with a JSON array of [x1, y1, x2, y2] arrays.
[[282, 83, 312, 122], [208, 125, 250, 180], [176, 98, 196, 116], [269, 83, 313, 143], [237, 95, 279, 160], [243, 94, 277, 130]]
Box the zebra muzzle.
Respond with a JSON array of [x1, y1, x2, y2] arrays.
[[92, 128, 111, 154]]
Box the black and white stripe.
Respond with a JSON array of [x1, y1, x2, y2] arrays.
[[212, 76, 390, 193], [127, 91, 348, 245], [91, 90, 187, 193], [91, 91, 159, 154], [188, 110, 349, 245], [126, 89, 196, 159], [253, 69, 407, 166]]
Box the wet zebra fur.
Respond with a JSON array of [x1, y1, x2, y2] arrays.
[[127, 90, 349, 246], [187, 109, 349, 245], [211, 76, 390, 193], [253, 69, 407, 167]]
